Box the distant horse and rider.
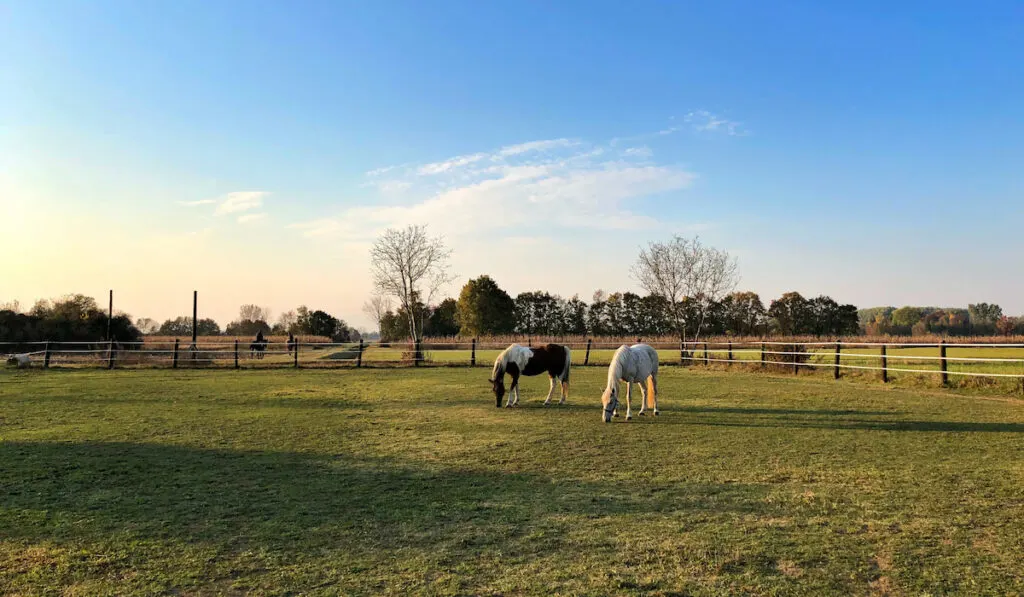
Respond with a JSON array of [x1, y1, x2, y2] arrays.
[[490, 343, 571, 408], [249, 330, 269, 359]]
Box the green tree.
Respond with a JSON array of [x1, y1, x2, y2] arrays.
[[563, 295, 588, 335], [720, 291, 766, 336], [455, 276, 515, 336], [890, 306, 924, 332], [768, 292, 811, 335], [427, 298, 459, 337]]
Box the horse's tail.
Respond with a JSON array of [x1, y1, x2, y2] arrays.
[[560, 346, 571, 397], [646, 374, 656, 409]]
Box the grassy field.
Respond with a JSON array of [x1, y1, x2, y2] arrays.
[[3, 368, 1024, 595]]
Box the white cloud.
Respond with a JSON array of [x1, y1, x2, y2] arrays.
[[495, 138, 577, 157], [177, 199, 217, 206], [238, 213, 267, 224], [685, 110, 747, 136], [622, 146, 653, 158], [290, 134, 695, 241], [417, 153, 488, 176], [214, 191, 268, 215]]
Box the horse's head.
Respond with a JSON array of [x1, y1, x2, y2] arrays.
[[601, 384, 619, 423], [490, 377, 505, 407]]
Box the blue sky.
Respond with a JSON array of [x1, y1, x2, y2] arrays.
[[2, 1, 1023, 328]]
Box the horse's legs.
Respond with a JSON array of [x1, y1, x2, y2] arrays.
[[637, 382, 648, 416], [625, 381, 633, 420], [543, 375, 556, 405], [651, 374, 659, 415], [559, 379, 568, 405], [507, 374, 519, 407]]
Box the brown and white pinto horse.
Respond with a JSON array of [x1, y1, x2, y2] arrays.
[[490, 343, 571, 408]]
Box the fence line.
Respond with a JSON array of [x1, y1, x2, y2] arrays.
[[5, 339, 1024, 389]]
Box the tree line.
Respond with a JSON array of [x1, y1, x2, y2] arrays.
[[369, 276, 861, 341], [0, 297, 360, 344], [860, 303, 1024, 337]]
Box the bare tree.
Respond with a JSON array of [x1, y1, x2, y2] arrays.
[[362, 294, 393, 334], [370, 225, 454, 343], [632, 235, 739, 346], [239, 304, 271, 323], [276, 310, 298, 333], [135, 317, 160, 335]]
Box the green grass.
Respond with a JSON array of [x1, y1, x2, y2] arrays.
[[3, 368, 1024, 595]]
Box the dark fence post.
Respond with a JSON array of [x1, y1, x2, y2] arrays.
[[940, 340, 948, 386], [357, 339, 364, 368], [679, 340, 684, 366], [172, 339, 179, 369], [234, 339, 239, 369], [107, 340, 115, 369], [881, 344, 888, 383], [703, 342, 709, 366], [727, 341, 733, 365], [584, 338, 592, 366], [470, 338, 477, 367], [761, 342, 766, 368], [792, 344, 798, 375], [294, 340, 300, 368], [44, 341, 51, 369], [414, 340, 421, 366], [833, 342, 841, 380]]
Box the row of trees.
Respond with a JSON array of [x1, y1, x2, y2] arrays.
[[141, 304, 361, 342], [367, 274, 860, 341], [860, 303, 1024, 336], [0, 295, 142, 344], [367, 226, 1024, 342]]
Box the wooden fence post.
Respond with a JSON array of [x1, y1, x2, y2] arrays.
[[792, 344, 798, 375], [761, 342, 766, 368], [679, 340, 685, 366], [703, 343, 709, 366], [107, 340, 115, 369], [44, 341, 51, 369], [294, 340, 300, 368], [357, 339, 364, 368], [584, 338, 592, 366], [172, 339, 179, 369], [833, 342, 841, 380], [414, 340, 421, 367], [940, 340, 948, 386], [234, 339, 239, 369], [727, 341, 733, 365], [881, 344, 888, 383], [470, 338, 476, 367]]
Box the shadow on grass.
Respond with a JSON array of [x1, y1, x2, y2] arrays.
[[677, 406, 904, 417], [0, 441, 770, 554], [690, 419, 1024, 433]]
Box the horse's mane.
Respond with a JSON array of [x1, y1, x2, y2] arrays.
[[491, 346, 508, 381]]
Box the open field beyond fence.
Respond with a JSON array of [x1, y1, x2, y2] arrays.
[[2, 368, 1024, 595], [6, 336, 1024, 396]]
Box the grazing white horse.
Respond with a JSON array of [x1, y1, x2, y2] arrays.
[[601, 344, 659, 423], [5, 353, 32, 368]]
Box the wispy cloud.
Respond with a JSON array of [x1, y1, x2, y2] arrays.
[[238, 213, 268, 224], [417, 153, 488, 176], [622, 146, 653, 158], [290, 133, 696, 240], [177, 199, 217, 206], [214, 191, 269, 215], [684, 110, 747, 136]]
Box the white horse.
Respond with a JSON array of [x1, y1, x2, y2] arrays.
[[601, 344, 659, 423], [5, 353, 33, 368]]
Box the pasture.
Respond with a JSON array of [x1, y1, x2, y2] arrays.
[[2, 367, 1024, 595]]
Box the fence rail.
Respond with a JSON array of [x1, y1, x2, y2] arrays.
[[4, 339, 1024, 391]]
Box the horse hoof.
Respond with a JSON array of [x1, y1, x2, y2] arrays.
[[638, 412, 646, 416], [654, 411, 660, 416], [626, 416, 632, 421]]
